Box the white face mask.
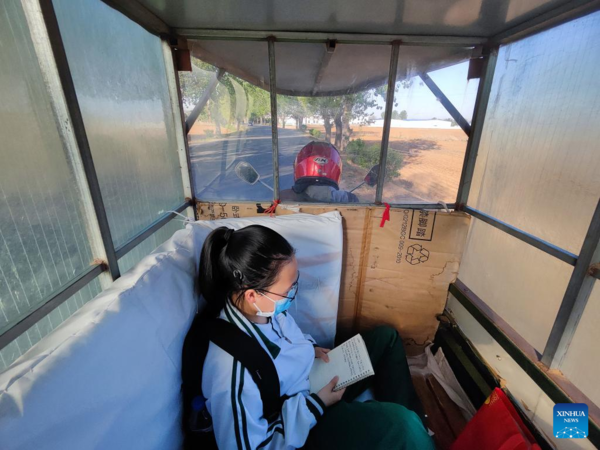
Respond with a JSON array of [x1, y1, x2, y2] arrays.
[[252, 282, 299, 318]]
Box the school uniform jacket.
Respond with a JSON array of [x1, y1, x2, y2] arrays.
[[202, 299, 326, 449]]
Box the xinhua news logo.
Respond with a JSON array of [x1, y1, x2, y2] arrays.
[[553, 404, 588, 439]]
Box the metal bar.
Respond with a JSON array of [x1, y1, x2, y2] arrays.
[[591, 264, 600, 280], [449, 280, 600, 446], [175, 28, 487, 46], [36, 0, 120, 281], [542, 199, 600, 368], [465, 206, 578, 266], [375, 41, 400, 204], [185, 68, 225, 134], [198, 200, 455, 210], [491, 0, 600, 44], [419, 73, 471, 136], [267, 37, 280, 201], [311, 44, 335, 95], [100, 0, 172, 36], [456, 47, 498, 207], [0, 264, 105, 351], [162, 39, 196, 219], [115, 200, 192, 259]]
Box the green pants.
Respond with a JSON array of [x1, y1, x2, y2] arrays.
[[303, 326, 434, 450]]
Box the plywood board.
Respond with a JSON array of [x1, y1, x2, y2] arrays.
[[358, 208, 470, 348]]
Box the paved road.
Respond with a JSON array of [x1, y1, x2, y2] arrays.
[[189, 125, 311, 201]]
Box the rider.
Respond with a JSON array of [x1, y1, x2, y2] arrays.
[[280, 142, 360, 203]]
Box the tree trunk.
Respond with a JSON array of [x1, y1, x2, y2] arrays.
[[334, 112, 343, 149], [342, 98, 353, 150], [212, 103, 222, 137], [323, 114, 332, 143]]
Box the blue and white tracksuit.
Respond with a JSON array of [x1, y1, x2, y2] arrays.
[[202, 299, 326, 449]]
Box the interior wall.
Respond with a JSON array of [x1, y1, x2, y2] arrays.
[[196, 202, 470, 350]]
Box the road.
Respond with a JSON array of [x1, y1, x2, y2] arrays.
[[189, 125, 311, 201]]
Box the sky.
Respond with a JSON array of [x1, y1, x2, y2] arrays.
[[368, 61, 480, 122]]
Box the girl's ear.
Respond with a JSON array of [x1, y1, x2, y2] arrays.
[[244, 289, 258, 305]]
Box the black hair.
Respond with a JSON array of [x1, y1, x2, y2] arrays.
[[198, 225, 295, 317]]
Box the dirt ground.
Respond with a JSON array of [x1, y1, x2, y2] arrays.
[[308, 125, 467, 204]]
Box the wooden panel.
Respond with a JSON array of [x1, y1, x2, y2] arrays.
[[359, 208, 470, 349]]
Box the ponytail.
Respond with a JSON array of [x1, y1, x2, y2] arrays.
[[198, 225, 294, 317]]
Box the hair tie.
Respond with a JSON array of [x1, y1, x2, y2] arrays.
[[232, 270, 244, 281], [224, 228, 234, 243]]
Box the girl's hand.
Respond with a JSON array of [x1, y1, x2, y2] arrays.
[[314, 347, 330, 362], [317, 376, 346, 407]]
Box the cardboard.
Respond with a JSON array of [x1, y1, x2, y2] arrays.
[[196, 202, 470, 348]]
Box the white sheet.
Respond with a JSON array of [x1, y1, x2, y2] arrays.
[[0, 212, 343, 450]]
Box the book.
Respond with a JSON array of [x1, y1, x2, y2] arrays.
[[309, 334, 375, 393]]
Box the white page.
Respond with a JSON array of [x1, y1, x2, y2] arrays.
[[309, 334, 374, 393]]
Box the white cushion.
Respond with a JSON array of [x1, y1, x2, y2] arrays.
[[0, 212, 342, 450], [189, 211, 343, 348]]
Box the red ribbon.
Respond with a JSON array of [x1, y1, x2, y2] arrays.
[[264, 199, 280, 217], [380, 203, 391, 228]]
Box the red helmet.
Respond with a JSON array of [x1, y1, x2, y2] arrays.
[[293, 142, 342, 192]]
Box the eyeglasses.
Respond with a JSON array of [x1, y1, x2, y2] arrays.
[[257, 272, 300, 301]]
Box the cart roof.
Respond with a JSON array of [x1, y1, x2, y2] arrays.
[[105, 0, 596, 95]]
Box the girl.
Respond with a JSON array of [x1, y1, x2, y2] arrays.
[[196, 225, 434, 449]]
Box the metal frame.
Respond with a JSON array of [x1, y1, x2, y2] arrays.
[[185, 68, 226, 134], [175, 29, 485, 46], [491, 0, 600, 44], [449, 280, 600, 446], [162, 39, 195, 219], [419, 72, 471, 136], [115, 200, 192, 259], [37, 0, 121, 281], [100, 0, 171, 35], [0, 264, 105, 351], [375, 41, 400, 204], [455, 47, 498, 208], [464, 206, 578, 266], [0, 1, 198, 356], [267, 37, 280, 201], [198, 200, 456, 210], [542, 199, 600, 368]]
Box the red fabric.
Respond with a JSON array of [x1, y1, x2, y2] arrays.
[[380, 203, 391, 228], [450, 388, 541, 450], [264, 200, 280, 217]]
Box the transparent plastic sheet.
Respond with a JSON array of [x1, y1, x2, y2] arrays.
[[459, 220, 572, 352], [383, 48, 477, 204], [118, 219, 185, 275], [53, 0, 185, 248], [275, 42, 392, 204], [468, 11, 600, 255], [0, 0, 100, 370], [181, 41, 273, 202]]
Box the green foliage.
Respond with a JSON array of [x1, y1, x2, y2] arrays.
[[400, 110, 408, 120], [309, 128, 322, 138], [204, 130, 214, 138], [346, 139, 403, 180]]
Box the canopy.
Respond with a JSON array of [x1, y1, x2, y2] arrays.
[[103, 0, 594, 95]]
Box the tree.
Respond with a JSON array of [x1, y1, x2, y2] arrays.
[[400, 110, 408, 120]]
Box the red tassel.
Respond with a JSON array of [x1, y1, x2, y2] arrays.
[[380, 203, 391, 228], [264, 199, 280, 217]]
